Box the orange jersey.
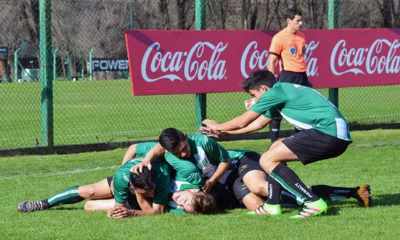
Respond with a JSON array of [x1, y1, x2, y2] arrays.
[[269, 29, 307, 72]]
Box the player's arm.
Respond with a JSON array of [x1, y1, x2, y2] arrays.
[[268, 35, 282, 77], [121, 144, 137, 164], [203, 110, 260, 132], [268, 53, 281, 77], [131, 143, 165, 173], [224, 115, 271, 135], [203, 161, 230, 193]]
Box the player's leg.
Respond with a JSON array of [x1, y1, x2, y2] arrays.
[[242, 192, 264, 211], [311, 184, 372, 207], [259, 139, 326, 218], [18, 177, 113, 213], [269, 116, 282, 143]]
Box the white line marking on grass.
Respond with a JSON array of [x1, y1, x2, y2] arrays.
[[0, 165, 118, 181]]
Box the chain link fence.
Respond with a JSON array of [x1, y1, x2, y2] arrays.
[[1, 0, 400, 151]]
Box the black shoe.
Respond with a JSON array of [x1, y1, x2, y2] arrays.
[[17, 200, 49, 212]]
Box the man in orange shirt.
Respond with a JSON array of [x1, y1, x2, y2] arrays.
[[267, 9, 312, 142]]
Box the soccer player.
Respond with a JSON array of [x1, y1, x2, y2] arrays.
[[17, 157, 172, 219], [134, 128, 232, 193], [174, 150, 371, 214], [267, 9, 311, 142], [202, 70, 352, 218]]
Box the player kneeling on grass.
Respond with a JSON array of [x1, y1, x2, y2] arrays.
[[17, 158, 172, 219], [202, 70, 353, 219]]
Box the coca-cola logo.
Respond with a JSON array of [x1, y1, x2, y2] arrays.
[[240, 41, 319, 78], [330, 39, 400, 75], [141, 41, 227, 82], [240, 41, 268, 79]]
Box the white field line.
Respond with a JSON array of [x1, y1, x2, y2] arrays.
[[0, 165, 118, 181]]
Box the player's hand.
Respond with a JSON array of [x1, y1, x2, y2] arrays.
[[202, 119, 219, 131], [202, 179, 217, 193], [130, 160, 152, 174], [107, 205, 136, 219], [244, 98, 256, 110], [199, 126, 223, 138]]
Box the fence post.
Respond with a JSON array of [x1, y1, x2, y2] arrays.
[[328, 0, 339, 107], [194, 0, 207, 128], [53, 48, 58, 80], [88, 48, 93, 80], [13, 48, 20, 82], [39, 0, 54, 148]]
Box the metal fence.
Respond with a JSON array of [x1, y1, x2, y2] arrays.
[[0, 0, 399, 152]]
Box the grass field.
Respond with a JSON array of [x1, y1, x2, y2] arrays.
[[1, 80, 400, 149], [1, 129, 400, 240]]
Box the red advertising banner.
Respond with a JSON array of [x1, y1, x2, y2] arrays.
[[125, 29, 400, 95]]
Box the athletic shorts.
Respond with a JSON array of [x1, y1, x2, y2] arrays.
[[232, 151, 263, 201], [279, 70, 312, 87], [282, 129, 351, 165]]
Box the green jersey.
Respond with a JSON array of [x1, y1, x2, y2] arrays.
[[113, 158, 172, 205], [164, 133, 230, 189], [251, 82, 351, 141], [135, 142, 157, 158]]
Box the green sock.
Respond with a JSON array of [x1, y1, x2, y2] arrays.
[[47, 186, 84, 207]]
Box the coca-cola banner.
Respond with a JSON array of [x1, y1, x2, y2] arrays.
[[125, 29, 400, 95]]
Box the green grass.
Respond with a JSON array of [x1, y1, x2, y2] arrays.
[[1, 129, 400, 239], [1, 80, 399, 149]]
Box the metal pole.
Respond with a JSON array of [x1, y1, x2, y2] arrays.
[[53, 48, 58, 80], [13, 48, 20, 82], [39, 0, 54, 148], [194, 0, 207, 128], [89, 48, 94, 81], [328, 0, 339, 107]]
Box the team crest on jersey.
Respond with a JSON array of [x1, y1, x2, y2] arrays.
[[289, 47, 297, 55]]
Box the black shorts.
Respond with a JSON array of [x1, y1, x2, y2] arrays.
[[233, 151, 263, 201], [282, 129, 351, 165], [279, 70, 312, 87]]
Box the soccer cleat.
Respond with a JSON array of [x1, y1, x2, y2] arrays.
[[355, 184, 372, 207], [17, 200, 49, 213], [290, 198, 328, 219], [254, 203, 282, 216]]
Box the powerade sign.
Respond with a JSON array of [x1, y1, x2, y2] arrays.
[[0, 47, 8, 60], [92, 58, 128, 72]]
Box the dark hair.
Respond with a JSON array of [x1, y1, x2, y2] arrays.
[[285, 9, 302, 20], [192, 191, 217, 214], [159, 128, 186, 152], [241, 70, 276, 92], [130, 167, 154, 190]]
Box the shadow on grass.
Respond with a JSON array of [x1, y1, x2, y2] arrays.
[[372, 193, 400, 207], [48, 206, 83, 211]]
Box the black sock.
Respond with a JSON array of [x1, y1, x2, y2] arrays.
[[270, 164, 318, 204], [311, 185, 356, 201], [270, 118, 281, 142], [46, 186, 84, 207], [266, 175, 282, 204], [280, 189, 299, 207]]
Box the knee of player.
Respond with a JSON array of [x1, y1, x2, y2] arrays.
[[78, 186, 96, 199], [259, 153, 277, 172]]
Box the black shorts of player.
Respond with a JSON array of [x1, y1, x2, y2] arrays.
[[279, 70, 312, 87], [232, 151, 263, 201], [282, 129, 351, 165], [106, 176, 140, 209]]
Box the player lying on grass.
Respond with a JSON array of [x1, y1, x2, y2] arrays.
[[133, 128, 233, 193], [202, 70, 353, 219], [17, 157, 177, 218]]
